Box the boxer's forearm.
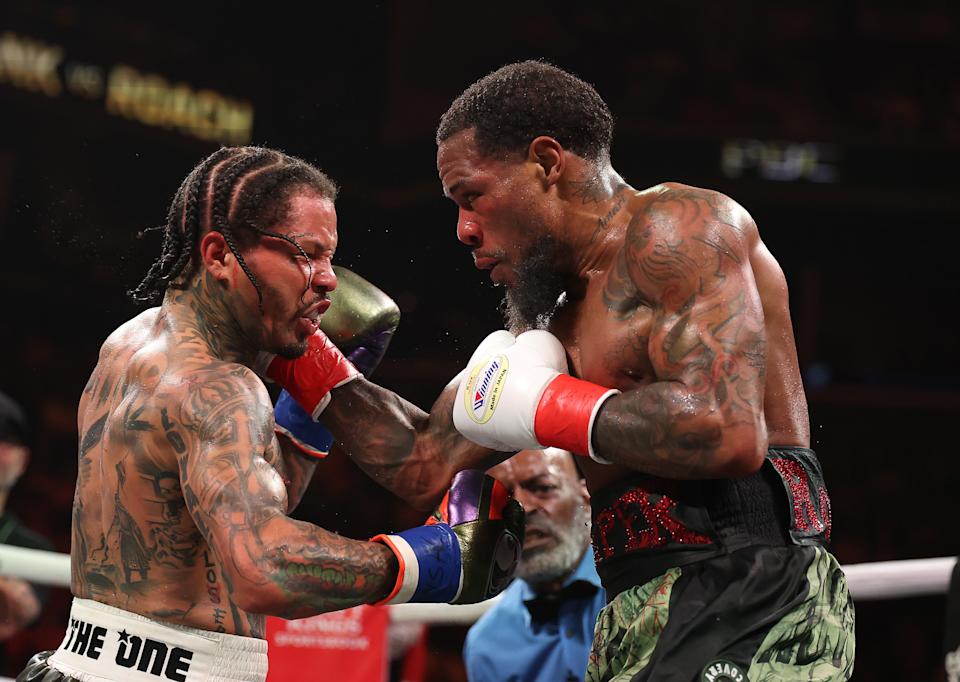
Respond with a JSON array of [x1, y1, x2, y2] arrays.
[[324, 379, 497, 510], [224, 516, 398, 619], [429, 386, 515, 480], [406, 385, 512, 504], [593, 381, 766, 479]]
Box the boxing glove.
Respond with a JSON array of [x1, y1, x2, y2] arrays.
[[323, 266, 400, 378], [270, 266, 400, 457], [453, 329, 620, 463], [372, 470, 524, 605], [256, 330, 359, 419], [273, 389, 335, 458]]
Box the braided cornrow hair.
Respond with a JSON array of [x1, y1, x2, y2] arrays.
[[128, 146, 338, 306]]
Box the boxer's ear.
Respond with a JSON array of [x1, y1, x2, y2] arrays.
[[527, 136, 564, 188], [199, 231, 235, 284]]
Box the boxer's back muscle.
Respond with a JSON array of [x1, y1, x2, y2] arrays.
[[72, 308, 263, 636]]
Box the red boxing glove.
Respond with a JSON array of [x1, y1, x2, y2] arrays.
[[255, 331, 359, 419]]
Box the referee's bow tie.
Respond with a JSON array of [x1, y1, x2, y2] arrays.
[[523, 580, 598, 623]]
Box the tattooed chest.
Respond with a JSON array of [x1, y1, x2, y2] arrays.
[[550, 284, 656, 390]]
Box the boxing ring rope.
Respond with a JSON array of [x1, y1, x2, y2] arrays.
[[0, 544, 955, 624]]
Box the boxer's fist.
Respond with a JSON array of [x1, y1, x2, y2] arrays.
[[453, 330, 619, 462], [256, 330, 359, 419], [273, 269, 401, 458], [321, 266, 400, 379], [452, 330, 566, 452], [429, 470, 525, 604], [372, 471, 524, 605]]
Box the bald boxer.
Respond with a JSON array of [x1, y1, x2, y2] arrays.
[[18, 147, 522, 682], [438, 61, 855, 680], [465, 448, 604, 682]]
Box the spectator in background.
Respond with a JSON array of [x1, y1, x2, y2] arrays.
[[465, 448, 604, 682], [945, 559, 960, 681], [0, 390, 55, 640]]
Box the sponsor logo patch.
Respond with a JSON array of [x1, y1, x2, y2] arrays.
[[701, 659, 748, 682], [464, 355, 509, 424]]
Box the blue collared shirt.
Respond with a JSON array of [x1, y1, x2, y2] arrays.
[[464, 550, 606, 682]]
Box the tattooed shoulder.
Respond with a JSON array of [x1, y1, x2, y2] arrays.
[[620, 185, 755, 308], [176, 362, 273, 442], [651, 184, 752, 238]]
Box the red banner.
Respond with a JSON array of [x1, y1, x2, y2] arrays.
[[265, 606, 388, 682]]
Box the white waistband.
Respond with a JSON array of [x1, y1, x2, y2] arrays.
[[47, 598, 268, 682]]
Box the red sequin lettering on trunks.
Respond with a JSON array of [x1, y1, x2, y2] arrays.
[[818, 486, 832, 541], [594, 488, 712, 560], [770, 458, 829, 537]]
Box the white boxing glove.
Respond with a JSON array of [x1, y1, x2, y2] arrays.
[[453, 330, 620, 463], [444, 330, 516, 392]]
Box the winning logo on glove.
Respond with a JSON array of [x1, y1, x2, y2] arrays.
[[464, 354, 510, 424]]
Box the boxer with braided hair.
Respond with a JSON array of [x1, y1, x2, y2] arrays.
[[128, 147, 328, 309], [17, 147, 523, 682]]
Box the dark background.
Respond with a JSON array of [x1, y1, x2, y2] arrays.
[[1, 2, 958, 679]]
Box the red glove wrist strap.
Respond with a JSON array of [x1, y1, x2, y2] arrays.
[[266, 333, 359, 418], [534, 374, 618, 459]]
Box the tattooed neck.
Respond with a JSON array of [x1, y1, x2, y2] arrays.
[[566, 166, 628, 205], [563, 170, 632, 277], [163, 273, 256, 363]]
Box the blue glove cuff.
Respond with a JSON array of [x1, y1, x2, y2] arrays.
[[379, 523, 462, 604], [274, 389, 334, 457]]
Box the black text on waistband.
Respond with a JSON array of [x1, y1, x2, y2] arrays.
[[62, 616, 195, 682], [115, 629, 194, 681]]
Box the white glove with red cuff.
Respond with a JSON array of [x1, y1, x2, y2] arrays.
[[255, 331, 359, 419], [452, 329, 620, 463]]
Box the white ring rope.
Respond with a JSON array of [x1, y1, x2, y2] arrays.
[[1, 544, 954, 624], [0, 544, 70, 589]]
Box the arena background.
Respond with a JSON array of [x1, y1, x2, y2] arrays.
[[1, 2, 958, 679]]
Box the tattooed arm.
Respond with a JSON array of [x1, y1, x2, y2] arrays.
[[177, 364, 397, 618], [593, 187, 768, 478], [274, 438, 320, 514], [322, 378, 503, 511]]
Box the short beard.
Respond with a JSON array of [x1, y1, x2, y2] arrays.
[[517, 503, 591, 585], [276, 341, 309, 359], [266, 290, 325, 360], [501, 235, 568, 334]]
